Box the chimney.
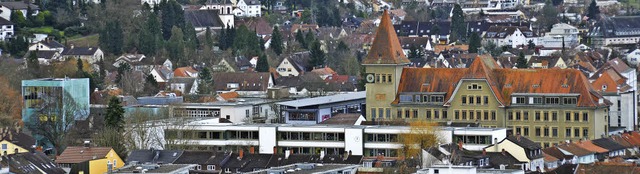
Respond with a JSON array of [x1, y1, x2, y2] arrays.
[[457, 140, 463, 150], [273, 146, 277, 154], [238, 149, 244, 160], [285, 150, 290, 159], [501, 149, 506, 156], [13, 148, 18, 154], [320, 150, 325, 160], [70, 44, 74, 49], [482, 149, 486, 156], [516, 132, 521, 142], [249, 147, 255, 154]]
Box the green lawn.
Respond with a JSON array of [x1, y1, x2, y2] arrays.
[[67, 34, 99, 47]]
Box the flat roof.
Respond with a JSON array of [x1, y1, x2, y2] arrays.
[[277, 92, 365, 108]]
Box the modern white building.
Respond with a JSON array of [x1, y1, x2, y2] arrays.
[[0, 2, 39, 21], [155, 118, 508, 157], [537, 23, 579, 49], [235, 0, 261, 17], [277, 92, 365, 124], [484, 26, 537, 48], [0, 18, 13, 41], [171, 98, 282, 123], [418, 165, 525, 174]]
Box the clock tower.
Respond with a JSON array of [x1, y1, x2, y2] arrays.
[[362, 10, 410, 121]]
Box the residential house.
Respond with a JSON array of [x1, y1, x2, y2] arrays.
[[141, 0, 161, 7], [590, 58, 637, 131], [528, 56, 568, 69], [28, 38, 65, 53], [0, 18, 13, 41], [113, 164, 197, 173], [399, 36, 432, 57], [484, 26, 537, 48], [235, 0, 261, 17], [0, 1, 39, 21], [200, 0, 234, 15], [484, 151, 526, 170], [214, 56, 253, 72], [318, 113, 366, 125], [572, 139, 609, 161], [126, 149, 183, 165], [484, 135, 544, 171], [0, 151, 65, 174], [60, 46, 104, 64], [394, 21, 451, 44], [184, 9, 227, 31], [543, 146, 573, 165], [0, 128, 34, 156], [556, 143, 596, 164], [173, 150, 216, 171], [275, 51, 310, 77], [310, 67, 336, 80], [591, 138, 626, 157], [113, 54, 173, 72], [169, 77, 199, 95], [609, 135, 636, 156], [57, 144, 124, 174], [537, 23, 579, 49], [589, 16, 640, 47], [363, 11, 609, 145], [212, 72, 273, 95], [573, 162, 640, 174], [626, 48, 640, 66], [149, 66, 173, 87], [23, 50, 61, 65], [245, 17, 272, 38], [543, 153, 560, 171], [423, 143, 490, 168], [174, 66, 199, 78]]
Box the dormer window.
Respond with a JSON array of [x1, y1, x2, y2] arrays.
[[602, 85, 607, 90], [467, 83, 482, 90]]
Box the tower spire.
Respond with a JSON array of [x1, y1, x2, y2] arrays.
[[362, 10, 410, 65]]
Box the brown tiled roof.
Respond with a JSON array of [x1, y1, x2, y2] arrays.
[[394, 55, 607, 107], [217, 91, 239, 100], [434, 44, 469, 54], [310, 67, 336, 76], [609, 135, 634, 148], [212, 72, 271, 91], [543, 146, 571, 160], [557, 143, 593, 156], [591, 71, 621, 93], [173, 67, 198, 77], [574, 162, 640, 174], [543, 153, 558, 162], [621, 132, 640, 146], [56, 147, 113, 164], [362, 10, 410, 65], [573, 140, 609, 153]]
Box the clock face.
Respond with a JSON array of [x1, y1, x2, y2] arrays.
[[366, 74, 375, 83]]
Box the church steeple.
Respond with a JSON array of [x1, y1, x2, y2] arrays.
[[362, 10, 410, 65]]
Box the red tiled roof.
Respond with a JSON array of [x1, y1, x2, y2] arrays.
[[395, 55, 607, 107], [621, 132, 640, 146], [591, 71, 620, 93], [362, 10, 410, 65], [218, 91, 239, 100], [174, 67, 198, 77], [573, 140, 609, 153], [56, 147, 113, 164]]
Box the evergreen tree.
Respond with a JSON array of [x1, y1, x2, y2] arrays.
[[105, 97, 125, 132], [450, 4, 466, 43], [167, 26, 185, 66], [116, 63, 131, 84], [218, 26, 228, 50], [10, 11, 27, 28], [468, 32, 481, 53], [516, 52, 529, 69], [527, 40, 536, 50], [309, 40, 325, 68], [295, 30, 307, 49], [430, 24, 440, 36], [271, 26, 283, 55], [139, 12, 162, 56], [143, 74, 159, 95], [197, 67, 213, 95], [256, 54, 269, 72], [182, 22, 199, 50], [205, 26, 214, 48], [27, 49, 40, 77], [587, 0, 600, 20], [337, 40, 349, 52], [99, 20, 123, 55], [540, 0, 558, 30], [408, 44, 424, 59], [233, 25, 261, 56], [332, 7, 342, 26], [161, 0, 185, 40], [76, 58, 84, 76], [304, 31, 315, 49]]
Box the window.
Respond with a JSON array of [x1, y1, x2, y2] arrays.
[[533, 97, 543, 104], [535, 111, 541, 121], [543, 111, 549, 121], [552, 112, 558, 121], [552, 127, 558, 137], [245, 110, 250, 118], [207, 165, 215, 170], [582, 113, 588, 122], [422, 95, 429, 103], [400, 95, 413, 102], [426, 109, 432, 119], [405, 109, 410, 118], [546, 97, 560, 104], [462, 111, 467, 120], [430, 96, 444, 102], [397, 109, 402, 118], [378, 108, 384, 118], [574, 128, 580, 137], [434, 110, 439, 119], [523, 111, 529, 120], [583, 128, 589, 138], [469, 96, 474, 104], [386, 108, 391, 118], [491, 111, 496, 120], [566, 128, 572, 137], [484, 96, 489, 105], [477, 111, 482, 120], [1, 144, 6, 151], [523, 127, 529, 136], [484, 111, 489, 120], [543, 127, 549, 137], [413, 110, 418, 118], [514, 97, 526, 104], [563, 97, 577, 105], [443, 110, 448, 119], [414, 95, 421, 102], [467, 83, 482, 90], [371, 108, 376, 118], [114, 160, 117, 169], [508, 112, 513, 120], [574, 112, 579, 122], [455, 110, 460, 119], [535, 127, 541, 136], [462, 96, 467, 104], [516, 111, 521, 120], [476, 96, 481, 105], [565, 112, 571, 121]]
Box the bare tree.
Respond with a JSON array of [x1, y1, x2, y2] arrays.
[[400, 121, 442, 169], [119, 70, 145, 96], [26, 90, 88, 155], [123, 109, 167, 150]]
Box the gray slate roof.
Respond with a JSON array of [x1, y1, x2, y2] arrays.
[[126, 149, 184, 164], [184, 10, 224, 28]]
